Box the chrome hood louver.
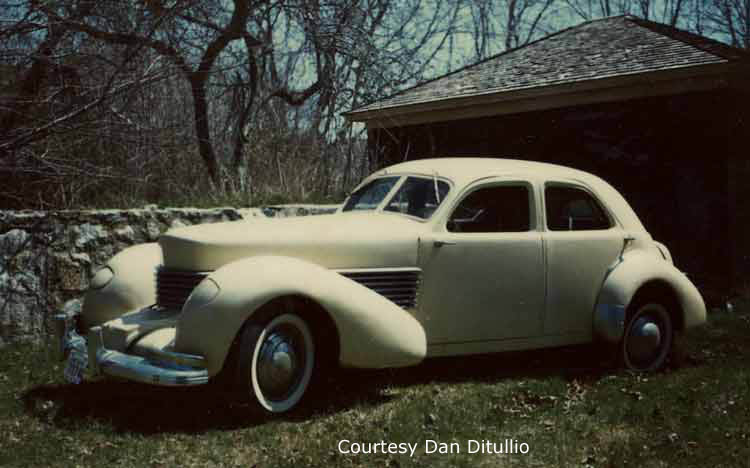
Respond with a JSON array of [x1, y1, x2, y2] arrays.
[[337, 268, 420, 309]]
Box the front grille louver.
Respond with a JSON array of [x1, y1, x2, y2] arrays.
[[155, 266, 421, 311], [338, 269, 421, 309], [156, 267, 207, 310]]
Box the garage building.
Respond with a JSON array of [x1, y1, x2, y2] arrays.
[[344, 15, 750, 302]]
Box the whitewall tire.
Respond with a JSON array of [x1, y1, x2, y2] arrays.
[[238, 313, 315, 413]]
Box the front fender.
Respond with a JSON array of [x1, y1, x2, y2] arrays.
[[81, 243, 162, 329], [176, 256, 427, 376], [594, 250, 706, 343]]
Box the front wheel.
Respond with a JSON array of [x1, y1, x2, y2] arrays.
[[236, 312, 315, 413], [621, 300, 674, 372]]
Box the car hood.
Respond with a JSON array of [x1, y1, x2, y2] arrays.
[[158, 212, 425, 271]]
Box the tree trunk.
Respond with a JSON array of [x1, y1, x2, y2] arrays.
[[190, 74, 220, 184]]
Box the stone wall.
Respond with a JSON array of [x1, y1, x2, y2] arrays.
[[0, 205, 338, 347]]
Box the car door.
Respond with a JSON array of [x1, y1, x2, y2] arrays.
[[542, 182, 625, 336], [417, 179, 545, 344]]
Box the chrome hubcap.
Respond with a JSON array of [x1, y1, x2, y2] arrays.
[[257, 328, 304, 400], [627, 315, 662, 364]]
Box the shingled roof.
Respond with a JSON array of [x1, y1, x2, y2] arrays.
[[345, 15, 749, 126]]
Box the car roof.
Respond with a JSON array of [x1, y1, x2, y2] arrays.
[[369, 157, 647, 233], [375, 157, 594, 183]]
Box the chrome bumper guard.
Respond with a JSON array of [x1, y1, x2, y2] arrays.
[[54, 311, 86, 361], [96, 348, 209, 386], [54, 311, 209, 387]]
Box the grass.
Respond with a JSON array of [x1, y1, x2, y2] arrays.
[[1, 304, 749, 467]]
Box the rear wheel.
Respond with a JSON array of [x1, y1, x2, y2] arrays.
[[236, 312, 315, 413], [621, 299, 674, 372]]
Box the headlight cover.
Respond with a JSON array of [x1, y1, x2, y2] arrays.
[[90, 266, 114, 290], [186, 278, 220, 309]]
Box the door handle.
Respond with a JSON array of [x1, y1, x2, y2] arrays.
[[620, 233, 637, 260], [434, 239, 457, 248], [623, 233, 636, 248]]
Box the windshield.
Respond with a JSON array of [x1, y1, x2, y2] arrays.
[[342, 176, 400, 211], [384, 176, 450, 219]]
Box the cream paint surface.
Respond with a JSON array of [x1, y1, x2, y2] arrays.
[[543, 230, 624, 335], [176, 256, 427, 375], [418, 232, 545, 343], [81, 158, 707, 376], [159, 212, 422, 271], [81, 243, 162, 328]]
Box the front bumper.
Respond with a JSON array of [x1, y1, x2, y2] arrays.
[[54, 310, 209, 387], [95, 348, 210, 386]]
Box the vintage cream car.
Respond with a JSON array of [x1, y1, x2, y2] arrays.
[[56, 158, 706, 413]]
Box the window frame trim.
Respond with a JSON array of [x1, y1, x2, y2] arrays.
[[443, 179, 537, 234], [542, 181, 616, 232]]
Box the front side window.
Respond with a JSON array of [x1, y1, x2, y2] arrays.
[[545, 185, 611, 231], [342, 176, 400, 212], [384, 177, 450, 219], [447, 185, 531, 233]]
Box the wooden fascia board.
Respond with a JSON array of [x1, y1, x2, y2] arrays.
[[349, 64, 736, 129]]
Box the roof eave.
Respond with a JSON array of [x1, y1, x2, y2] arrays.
[[345, 63, 745, 129]]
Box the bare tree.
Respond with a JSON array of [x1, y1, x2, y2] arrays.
[[463, 0, 557, 61], [0, 1, 190, 207], [706, 0, 750, 48], [0, 2, 93, 151], [223, 0, 464, 197], [631, 0, 687, 24], [30, 0, 264, 185]]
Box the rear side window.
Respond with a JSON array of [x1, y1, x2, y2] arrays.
[[545, 185, 611, 231], [448, 185, 531, 233]]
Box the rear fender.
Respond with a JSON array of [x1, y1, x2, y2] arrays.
[[176, 256, 427, 376], [594, 250, 706, 343]]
